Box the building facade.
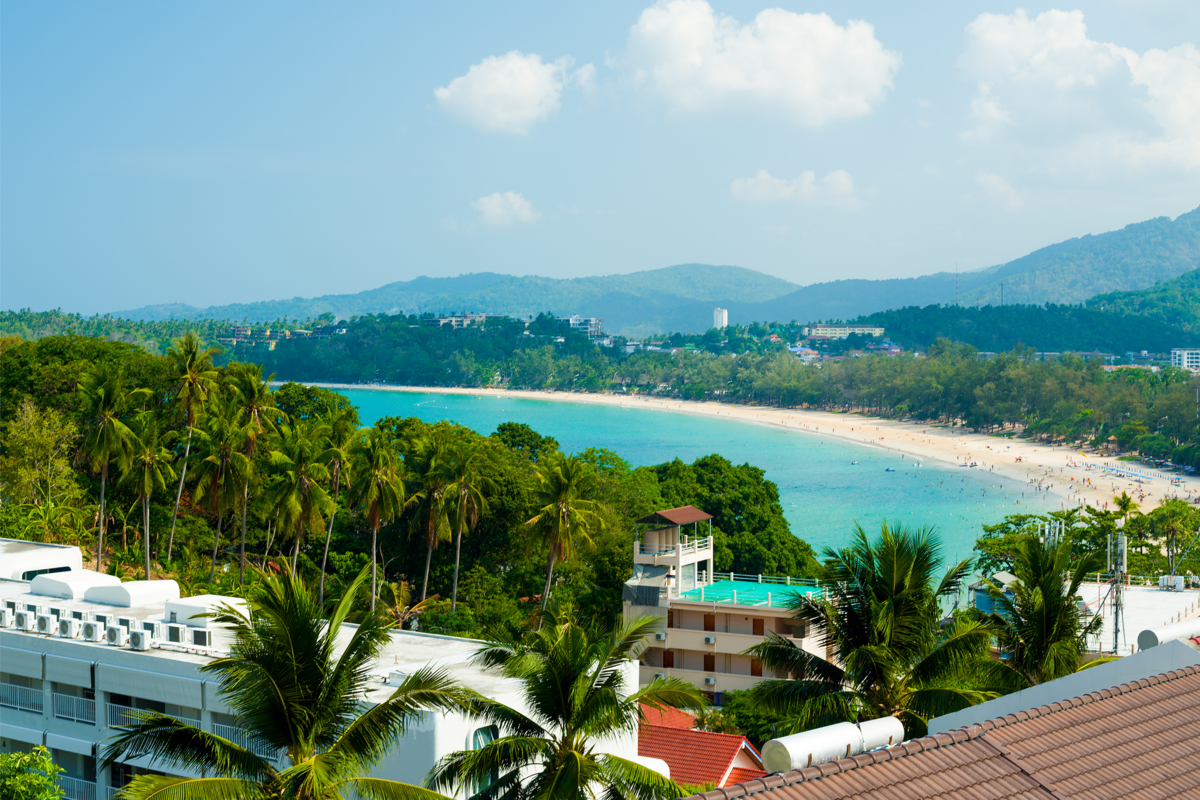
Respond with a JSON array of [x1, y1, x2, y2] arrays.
[[1170, 348, 1200, 372], [556, 315, 605, 340], [713, 308, 728, 330], [801, 324, 885, 340]]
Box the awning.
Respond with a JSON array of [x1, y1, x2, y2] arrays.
[[45, 655, 93, 689], [0, 722, 42, 745], [2, 647, 43, 679], [622, 565, 670, 607], [97, 664, 203, 708], [46, 732, 94, 757]]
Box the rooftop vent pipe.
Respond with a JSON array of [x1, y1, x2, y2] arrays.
[[761, 716, 905, 774]]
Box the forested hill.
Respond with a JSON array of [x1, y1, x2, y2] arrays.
[[1086, 267, 1200, 333]]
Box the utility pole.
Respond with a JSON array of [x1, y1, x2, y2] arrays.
[[955, 264, 959, 306], [1000, 282, 1004, 306]]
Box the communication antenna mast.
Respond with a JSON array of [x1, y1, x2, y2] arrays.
[[1110, 528, 1127, 654], [1000, 282, 1004, 306], [955, 264, 959, 306]]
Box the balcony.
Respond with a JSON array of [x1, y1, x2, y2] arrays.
[[213, 722, 282, 760], [53, 693, 96, 725], [634, 536, 714, 565], [59, 776, 97, 800], [639, 664, 763, 694], [107, 703, 201, 729], [0, 681, 44, 714]]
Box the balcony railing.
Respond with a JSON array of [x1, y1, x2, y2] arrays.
[[0, 681, 44, 714], [636, 536, 714, 557], [59, 776, 97, 800], [107, 703, 201, 729], [213, 722, 281, 760], [53, 693, 97, 725]]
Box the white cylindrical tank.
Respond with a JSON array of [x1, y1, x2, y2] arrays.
[[1137, 618, 1200, 651], [761, 722, 863, 774], [857, 716, 905, 751]]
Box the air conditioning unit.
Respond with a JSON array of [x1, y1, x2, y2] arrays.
[[70, 609, 92, 621], [4, 599, 18, 613], [14, 610, 35, 631], [1159, 575, 1185, 591], [137, 621, 163, 641], [703, 635, 717, 645], [0, 609, 13, 628], [165, 623, 188, 644], [93, 613, 112, 629], [654, 632, 667, 641], [25, 603, 44, 616], [703, 676, 717, 686], [106, 625, 128, 647], [82, 621, 105, 642], [36, 614, 56, 635], [653, 672, 667, 680], [58, 618, 81, 639], [47, 606, 66, 620], [117, 617, 138, 632], [129, 630, 153, 651], [191, 628, 215, 648]]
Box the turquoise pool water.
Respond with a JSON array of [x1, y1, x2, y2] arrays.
[[336, 389, 1053, 563]]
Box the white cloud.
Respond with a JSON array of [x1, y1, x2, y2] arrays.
[[435, 51, 591, 134], [471, 192, 541, 227], [625, 0, 901, 126], [731, 169, 858, 207], [960, 9, 1200, 170], [975, 172, 1022, 211]]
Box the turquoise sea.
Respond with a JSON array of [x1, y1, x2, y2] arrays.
[[335, 389, 1054, 566]]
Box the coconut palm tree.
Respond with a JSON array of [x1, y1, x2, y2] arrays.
[[526, 454, 605, 610], [101, 565, 472, 800], [1113, 491, 1141, 523], [982, 536, 1106, 685], [350, 426, 406, 610], [376, 580, 438, 630], [745, 523, 1013, 737], [408, 433, 453, 602], [427, 612, 705, 800], [191, 397, 251, 584], [318, 406, 359, 607], [122, 414, 177, 580], [268, 420, 333, 574], [227, 362, 281, 586], [442, 441, 495, 612], [165, 333, 220, 561], [77, 365, 148, 573]]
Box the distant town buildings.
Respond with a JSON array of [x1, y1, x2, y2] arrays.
[[556, 315, 606, 340], [423, 313, 505, 329], [802, 324, 885, 340], [1171, 348, 1200, 372], [713, 308, 728, 330]]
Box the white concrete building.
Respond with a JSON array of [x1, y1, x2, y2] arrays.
[[713, 308, 728, 330], [1170, 348, 1200, 372], [0, 538, 642, 799], [801, 324, 885, 340], [622, 508, 830, 700]]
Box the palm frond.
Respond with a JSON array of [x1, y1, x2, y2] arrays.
[[597, 754, 684, 800], [99, 714, 271, 780], [110, 776, 263, 800]]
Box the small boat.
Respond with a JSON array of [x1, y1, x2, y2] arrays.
[[885, 468, 896, 472], [850, 461, 859, 465]]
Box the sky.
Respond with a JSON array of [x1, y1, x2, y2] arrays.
[[3, 1, 1199, 315]]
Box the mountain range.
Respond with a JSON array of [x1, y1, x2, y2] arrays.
[[115, 204, 1200, 336]]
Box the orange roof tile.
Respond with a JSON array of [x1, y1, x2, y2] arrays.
[[639, 723, 760, 787], [640, 702, 696, 730]]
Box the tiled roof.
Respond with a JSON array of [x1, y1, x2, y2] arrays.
[[682, 664, 1200, 800], [640, 724, 758, 787], [641, 702, 697, 730], [727, 767, 769, 786], [636, 506, 714, 525]]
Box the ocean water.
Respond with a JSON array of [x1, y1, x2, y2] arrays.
[[337, 389, 1054, 565]]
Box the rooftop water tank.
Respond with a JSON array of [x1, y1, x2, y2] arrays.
[[1137, 618, 1200, 651], [761, 717, 905, 774]]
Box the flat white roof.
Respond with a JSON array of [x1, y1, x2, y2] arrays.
[[30, 570, 121, 599], [85, 580, 181, 607], [1080, 582, 1200, 655]]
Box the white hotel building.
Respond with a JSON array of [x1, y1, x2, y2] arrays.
[[1170, 348, 1200, 372], [0, 538, 644, 799]]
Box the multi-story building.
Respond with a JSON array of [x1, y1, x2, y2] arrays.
[[556, 315, 605, 340], [713, 308, 728, 330], [801, 324, 885, 340], [1170, 348, 1200, 372], [424, 313, 505, 329], [622, 507, 830, 701], [0, 538, 645, 798]]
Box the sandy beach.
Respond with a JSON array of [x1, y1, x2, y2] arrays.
[[309, 384, 1200, 514]]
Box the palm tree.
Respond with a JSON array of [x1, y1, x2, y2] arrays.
[[227, 362, 280, 586], [122, 415, 177, 580], [268, 421, 333, 574], [318, 406, 359, 607], [525, 454, 605, 610], [165, 333, 220, 561], [1113, 490, 1141, 524], [427, 612, 705, 800], [745, 523, 1011, 737], [101, 565, 472, 800], [376, 580, 438, 630], [350, 427, 406, 610], [191, 397, 251, 584], [983, 536, 1105, 685], [408, 433, 453, 602], [442, 441, 496, 612], [77, 365, 147, 573]]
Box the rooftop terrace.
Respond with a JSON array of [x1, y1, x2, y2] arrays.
[[678, 578, 825, 609]]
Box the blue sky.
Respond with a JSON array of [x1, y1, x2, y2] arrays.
[[3, 1, 1198, 314]]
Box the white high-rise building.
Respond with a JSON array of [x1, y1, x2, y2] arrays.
[[1170, 348, 1200, 372], [713, 308, 728, 330]]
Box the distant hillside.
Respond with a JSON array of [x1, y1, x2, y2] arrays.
[[106, 204, 1200, 335], [1086, 267, 1200, 333]]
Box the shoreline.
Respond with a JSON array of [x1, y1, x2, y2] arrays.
[[307, 383, 1200, 514]]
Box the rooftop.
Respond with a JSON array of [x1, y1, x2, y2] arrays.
[[684, 664, 1200, 800], [679, 579, 824, 609], [640, 723, 764, 788], [1077, 581, 1200, 655], [636, 506, 714, 526]]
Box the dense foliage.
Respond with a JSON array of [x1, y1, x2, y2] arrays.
[[1088, 267, 1200, 333], [0, 310, 240, 356], [0, 747, 63, 800]]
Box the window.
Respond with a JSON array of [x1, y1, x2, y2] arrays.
[[470, 725, 499, 799]]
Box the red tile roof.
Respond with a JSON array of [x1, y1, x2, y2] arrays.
[[640, 702, 696, 730], [726, 767, 769, 786], [639, 724, 761, 788], [682, 664, 1200, 800], [636, 506, 714, 526]]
